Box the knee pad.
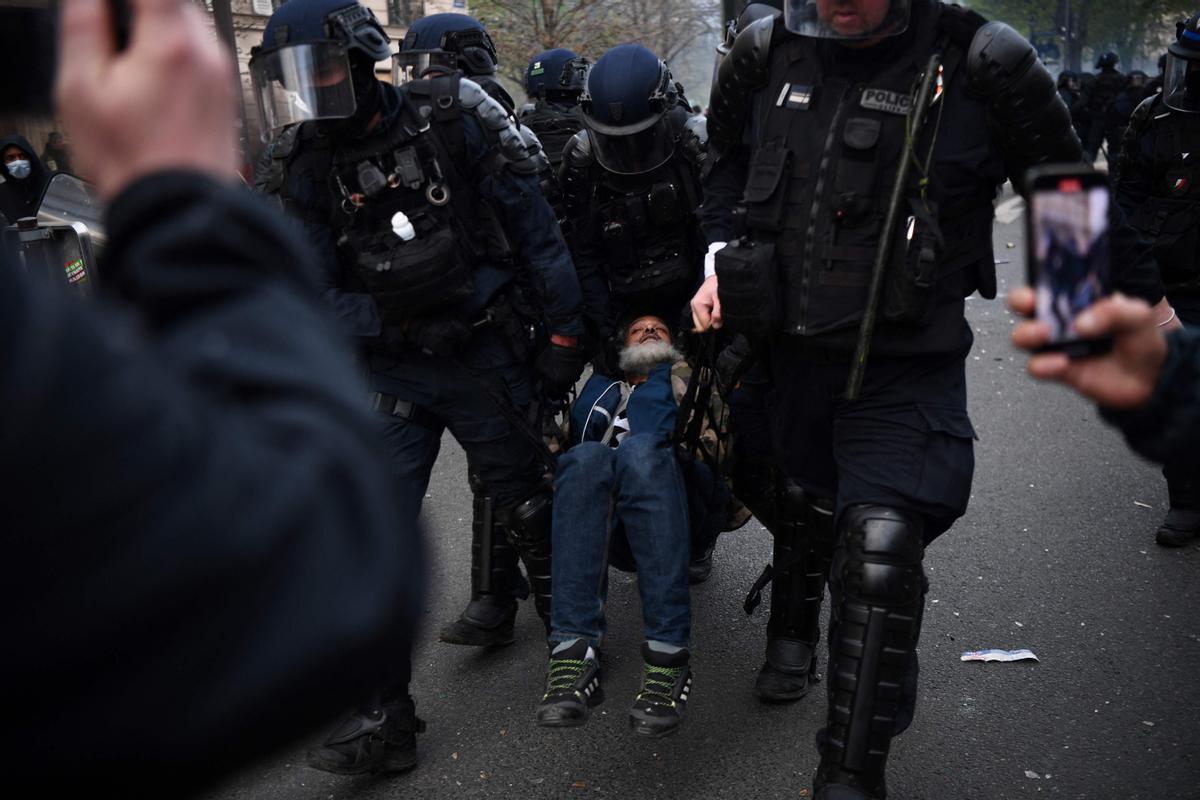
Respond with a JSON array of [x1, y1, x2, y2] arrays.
[[840, 505, 924, 607], [777, 477, 807, 526], [502, 488, 552, 550]]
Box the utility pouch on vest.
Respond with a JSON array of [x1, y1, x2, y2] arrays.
[[883, 199, 943, 326], [743, 144, 791, 232], [715, 238, 781, 339], [350, 227, 474, 321], [647, 182, 685, 227], [486, 289, 538, 363], [610, 248, 694, 303], [833, 117, 883, 224]]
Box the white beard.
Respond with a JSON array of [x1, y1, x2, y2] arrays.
[[618, 340, 683, 378]]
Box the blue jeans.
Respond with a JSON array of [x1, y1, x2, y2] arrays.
[[548, 435, 692, 650]]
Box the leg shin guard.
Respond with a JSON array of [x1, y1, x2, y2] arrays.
[[819, 505, 925, 797]]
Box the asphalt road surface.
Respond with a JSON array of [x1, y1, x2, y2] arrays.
[[208, 189, 1200, 800]]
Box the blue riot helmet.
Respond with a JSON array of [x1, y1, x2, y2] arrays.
[[580, 44, 682, 175], [249, 0, 391, 135], [525, 48, 589, 104], [393, 13, 499, 84], [784, 0, 910, 40], [1165, 13, 1200, 112]]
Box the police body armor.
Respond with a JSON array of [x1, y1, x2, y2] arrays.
[[564, 111, 705, 316], [1124, 97, 1200, 287], [520, 101, 584, 173], [267, 75, 516, 329], [520, 101, 584, 220], [728, 4, 990, 338]]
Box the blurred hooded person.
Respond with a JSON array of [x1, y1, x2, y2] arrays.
[[0, 134, 50, 223]]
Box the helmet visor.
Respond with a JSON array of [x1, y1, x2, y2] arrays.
[[392, 50, 460, 84], [1164, 52, 1200, 113], [586, 116, 676, 175], [783, 0, 910, 40], [250, 41, 356, 135]]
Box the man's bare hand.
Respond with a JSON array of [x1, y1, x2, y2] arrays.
[[56, 0, 238, 199], [1009, 287, 1169, 409], [690, 274, 723, 332]]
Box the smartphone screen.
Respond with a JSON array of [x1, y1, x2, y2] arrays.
[[1027, 170, 1112, 356]]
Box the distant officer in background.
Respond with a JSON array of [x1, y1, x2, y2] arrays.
[[520, 48, 589, 173], [1086, 51, 1127, 162], [252, 0, 586, 773], [519, 48, 589, 219], [1057, 70, 1090, 150], [1116, 12, 1200, 548]]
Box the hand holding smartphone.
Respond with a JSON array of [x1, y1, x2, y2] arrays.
[[1024, 165, 1114, 358]]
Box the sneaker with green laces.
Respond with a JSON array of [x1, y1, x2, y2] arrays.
[[535, 639, 603, 727], [629, 642, 692, 737]]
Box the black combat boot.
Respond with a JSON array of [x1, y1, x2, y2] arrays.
[[440, 489, 527, 647], [756, 492, 834, 702], [688, 543, 715, 584], [307, 695, 425, 775], [1157, 465, 1200, 547], [813, 506, 925, 800]]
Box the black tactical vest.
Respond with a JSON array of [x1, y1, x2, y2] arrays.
[[1127, 99, 1200, 286], [520, 102, 584, 172], [742, 5, 992, 338], [585, 150, 704, 316]]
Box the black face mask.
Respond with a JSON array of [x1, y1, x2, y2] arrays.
[[318, 53, 382, 136]]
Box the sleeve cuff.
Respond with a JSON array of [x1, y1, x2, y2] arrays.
[[704, 241, 727, 280]]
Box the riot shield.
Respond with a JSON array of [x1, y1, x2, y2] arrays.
[[2, 173, 105, 294]]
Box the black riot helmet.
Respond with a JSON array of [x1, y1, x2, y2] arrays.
[[394, 13, 499, 83], [1165, 12, 1200, 112], [525, 48, 589, 104], [1096, 51, 1120, 70], [249, 0, 391, 135], [580, 44, 683, 175], [716, 1, 784, 62]]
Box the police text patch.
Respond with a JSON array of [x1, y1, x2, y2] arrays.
[[775, 82, 814, 111], [860, 88, 911, 116]]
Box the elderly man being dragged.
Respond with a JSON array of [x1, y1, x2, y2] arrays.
[[535, 314, 727, 738]]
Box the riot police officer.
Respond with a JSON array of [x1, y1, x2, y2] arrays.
[[693, 1, 1161, 796], [250, 0, 586, 773], [1086, 51, 1127, 163], [710, 0, 833, 703], [520, 48, 589, 173], [395, 13, 517, 114], [1058, 70, 1090, 145], [391, 11, 573, 645], [1117, 12, 1200, 548], [559, 44, 708, 341]]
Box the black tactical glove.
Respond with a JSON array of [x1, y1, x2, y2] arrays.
[[535, 342, 586, 400]]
